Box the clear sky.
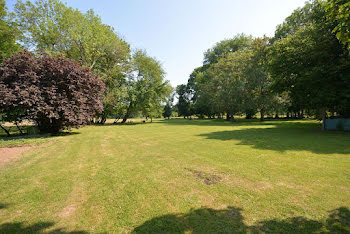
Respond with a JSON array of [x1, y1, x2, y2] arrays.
[[6, 0, 306, 87]]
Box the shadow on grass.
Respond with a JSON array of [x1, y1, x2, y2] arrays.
[[197, 124, 350, 154], [0, 203, 87, 233], [0, 222, 87, 234], [158, 118, 310, 127], [0, 132, 79, 142], [132, 206, 350, 233], [0, 203, 9, 209]]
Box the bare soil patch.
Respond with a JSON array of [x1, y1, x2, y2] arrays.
[[186, 168, 222, 185], [59, 205, 76, 218], [0, 146, 32, 167]]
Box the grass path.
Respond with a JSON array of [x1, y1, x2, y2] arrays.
[[0, 119, 350, 233]]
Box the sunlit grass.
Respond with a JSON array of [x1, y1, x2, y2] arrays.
[[0, 119, 349, 233]]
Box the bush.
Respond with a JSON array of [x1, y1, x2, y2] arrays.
[[0, 50, 105, 133]]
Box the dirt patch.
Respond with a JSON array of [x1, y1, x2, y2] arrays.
[[59, 205, 76, 218], [0, 146, 32, 167], [277, 182, 296, 189], [187, 168, 222, 185], [338, 186, 350, 193]]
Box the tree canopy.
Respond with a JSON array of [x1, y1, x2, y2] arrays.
[[176, 0, 350, 125], [0, 0, 172, 131], [0, 0, 20, 62], [0, 51, 105, 134], [121, 50, 172, 123]]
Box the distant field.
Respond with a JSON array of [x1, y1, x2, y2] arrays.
[[1, 119, 350, 233]]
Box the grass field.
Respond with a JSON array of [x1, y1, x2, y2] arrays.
[[0, 119, 350, 233]]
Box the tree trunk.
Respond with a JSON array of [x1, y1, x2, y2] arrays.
[[121, 114, 129, 123], [260, 109, 265, 121], [320, 107, 327, 130], [226, 113, 230, 121], [100, 115, 107, 124], [121, 104, 132, 123], [0, 123, 11, 137], [230, 114, 235, 122], [151, 117, 153, 123], [15, 121, 24, 135], [114, 116, 121, 124]]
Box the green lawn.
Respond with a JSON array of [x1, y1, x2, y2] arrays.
[[1, 119, 350, 233]]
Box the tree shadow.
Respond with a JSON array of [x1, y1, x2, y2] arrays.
[[0, 132, 79, 142], [0, 203, 9, 209], [158, 118, 311, 127], [0, 203, 87, 233], [0, 222, 87, 234], [132, 206, 246, 233], [132, 206, 350, 233], [197, 124, 350, 154]]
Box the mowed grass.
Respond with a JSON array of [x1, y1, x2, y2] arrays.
[[0, 119, 350, 233]]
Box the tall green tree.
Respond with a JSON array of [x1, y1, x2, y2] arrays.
[[14, 0, 131, 122], [0, 0, 20, 62], [204, 34, 253, 65], [15, 0, 130, 70], [326, 0, 350, 48], [122, 50, 172, 123], [187, 34, 253, 118], [248, 37, 276, 121], [176, 84, 193, 118], [207, 50, 254, 121], [269, 0, 350, 125], [163, 93, 174, 119]]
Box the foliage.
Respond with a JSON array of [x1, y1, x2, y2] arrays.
[[182, 34, 254, 119], [181, 34, 284, 121], [162, 103, 172, 119], [14, 0, 130, 70], [203, 34, 253, 65], [0, 0, 20, 62], [0, 50, 105, 133], [326, 0, 350, 48], [207, 50, 252, 119], [14, 0, 131, 122], [176, 84, 193, 118], [269, 0, 350, 117], [122, 50, 172, 123], [163, 93, 174, 119]]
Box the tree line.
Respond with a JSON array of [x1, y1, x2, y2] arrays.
[[0, 0, 172, 135], [176, 0, 350, 126]]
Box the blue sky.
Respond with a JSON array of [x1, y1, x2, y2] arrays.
[[6, 0, 306, 87]]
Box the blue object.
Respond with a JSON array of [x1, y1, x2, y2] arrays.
[[324, 118, 350, 131]]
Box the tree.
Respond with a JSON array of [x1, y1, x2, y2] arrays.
[[163, 96, 173, 119], [186, 34, 254, 119], [121, 50, 171, 123], [0, 0, 20, 62], [15, 0, 130, 70], [0, 50, 105, 134], [207, 50, 255, 121], [248, 36, 275, 121], [326, 0, 350, 48], [269, 0, 350, 127], [176, 84, 193, 118], [204, 34, 253, 65], [14, 0, 130, 123]]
